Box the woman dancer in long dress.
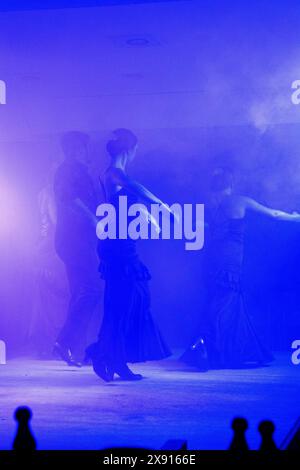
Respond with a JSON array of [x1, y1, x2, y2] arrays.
[[191, 167, 300, 369], [86, 129, 172, 381]]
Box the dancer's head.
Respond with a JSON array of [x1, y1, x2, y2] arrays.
[[210, 167, 234, 195], [106, 128, 138, 165], [61, 131, 90, 165]]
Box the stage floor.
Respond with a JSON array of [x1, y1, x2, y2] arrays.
[[0, 354, 298, 450]]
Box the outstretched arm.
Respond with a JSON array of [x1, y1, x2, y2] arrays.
[[109, 167, 173, 216], [244, 197, 300, 222], [74, 198, 98, 227]]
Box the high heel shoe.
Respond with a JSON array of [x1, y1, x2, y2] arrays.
[[93, 360, 114, 382], [180, 337, 209, 372], [53, 342, 82, 368], [114, 363, 143, 381], [85, 345, 114, 382]]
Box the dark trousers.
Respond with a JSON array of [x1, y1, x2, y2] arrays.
[[57, 247, 101, 354]]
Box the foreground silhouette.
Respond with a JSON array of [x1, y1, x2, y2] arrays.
[[6, 406, 300, 451], [13, 406, 36, 451], [258, 420, 278, 451], [229, 417, 249, 451]]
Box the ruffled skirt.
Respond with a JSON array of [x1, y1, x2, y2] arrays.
[[205, 268, 273, 368], [87, 257, 171, 365]]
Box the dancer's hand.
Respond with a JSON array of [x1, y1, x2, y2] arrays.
[[161, 202, 180, 223], [139, 207, 161, 234], [147, 212, 161, 234], [292, 211, 300, 221]]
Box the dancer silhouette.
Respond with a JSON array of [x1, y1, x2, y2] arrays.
[[201, 167, 300, 369], [86, 129, 171, 381], [53, 131, 101, 366]]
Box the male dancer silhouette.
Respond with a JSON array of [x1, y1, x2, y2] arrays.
[[53, 131, 100, 366]]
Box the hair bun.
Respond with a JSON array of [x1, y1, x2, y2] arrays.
[[107, 129, 138, 157], [210, 167, 234, 192]]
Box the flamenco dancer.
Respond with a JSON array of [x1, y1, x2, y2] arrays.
[[185, 167, 300, 370], [86, 129, 171, 381], [53, 131, 101, 366]]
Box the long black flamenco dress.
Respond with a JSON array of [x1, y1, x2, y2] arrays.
[[204, 208, 273, 369], [86, 188, 171, 380]]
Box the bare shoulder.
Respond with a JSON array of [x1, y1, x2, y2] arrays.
[[223, 194, 246, 218], [105, 166, 126, 184]]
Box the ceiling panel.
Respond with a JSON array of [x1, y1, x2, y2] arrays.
[[0, 0, 300, 140], [0, 0, 188, 12]]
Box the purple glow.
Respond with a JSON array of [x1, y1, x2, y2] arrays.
[[0, 0, 300, 452]]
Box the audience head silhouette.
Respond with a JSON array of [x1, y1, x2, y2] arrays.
[[258, 420, 278, 452], [6, 407, 297, 452], [13, 406, 37, 451], [229, 417, 249, 451]]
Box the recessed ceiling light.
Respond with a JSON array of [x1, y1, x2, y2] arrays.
[[126, 37, 150, 47], [110, 34, 162, 48]]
